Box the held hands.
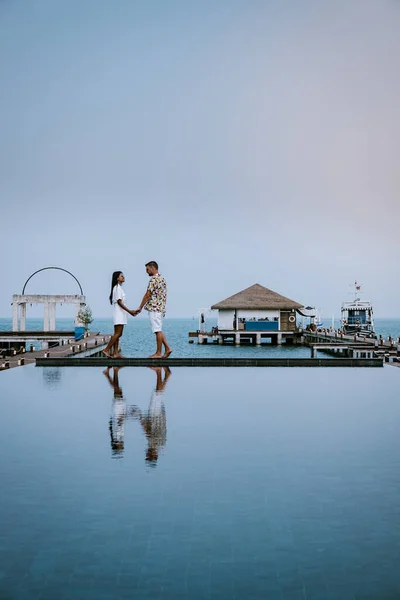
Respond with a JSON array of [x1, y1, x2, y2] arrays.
[[130, 309, 141, 317]]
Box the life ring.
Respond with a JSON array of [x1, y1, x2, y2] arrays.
[[289, 315, 296, 323]]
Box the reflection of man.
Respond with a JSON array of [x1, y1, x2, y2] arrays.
[[103, 367, 137, 458], [137, 367, 171, 467]]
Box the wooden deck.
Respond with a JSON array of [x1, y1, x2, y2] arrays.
[[303, 330, 399, 349], [0, 330, 76, 340], [304, 331, 400, 363], [0, 333, 110, 371], [2, 327, 395, 371]]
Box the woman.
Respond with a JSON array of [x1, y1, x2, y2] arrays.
[[103, 271, 131, 358]]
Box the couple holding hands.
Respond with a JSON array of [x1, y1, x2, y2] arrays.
[[103, 261, 172, 359]]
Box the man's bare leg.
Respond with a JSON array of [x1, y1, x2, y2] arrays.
[[148, 332, 163, 358], [161, 332, 172, 358]]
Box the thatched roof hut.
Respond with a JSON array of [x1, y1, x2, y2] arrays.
[[211, 284, 303, 311]]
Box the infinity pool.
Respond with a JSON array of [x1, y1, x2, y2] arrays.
[[1, 365, 399, 599]]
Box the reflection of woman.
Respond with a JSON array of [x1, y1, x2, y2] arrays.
[[138, 367, 171, 467], [104, 366, 137, 458], [103, 271, 132, 358]]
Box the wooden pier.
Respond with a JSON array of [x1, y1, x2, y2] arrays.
[[191, 330, 298, 346], [188, 327, 400, 365], [0, 331, 76, 350], [2, 327, 397, 371], [0, 332, 110, 371], [302, 330, 400, 364], [302, 330, 399, 347]]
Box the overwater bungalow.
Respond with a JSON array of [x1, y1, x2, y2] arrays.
[[204, 283, 304, 345]]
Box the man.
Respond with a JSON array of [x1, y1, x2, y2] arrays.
[[133, 261, 172, 359]]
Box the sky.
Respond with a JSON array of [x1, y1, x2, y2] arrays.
[[1, 0, 399, 320]]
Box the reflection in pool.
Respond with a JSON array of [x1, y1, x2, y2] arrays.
[[0, 365, 399, 599], [104, 366, 170, 465]]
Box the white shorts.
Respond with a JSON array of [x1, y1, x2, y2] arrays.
[[148, 311, 163, 333]]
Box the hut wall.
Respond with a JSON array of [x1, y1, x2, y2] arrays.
[[280, 310, 297, 331], [217, 310, 235, 330]]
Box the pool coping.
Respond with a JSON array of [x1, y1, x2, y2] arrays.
[[35, 357, 384, 367]]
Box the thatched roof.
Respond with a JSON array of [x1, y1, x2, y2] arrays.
[[211, 284, 303, 310]]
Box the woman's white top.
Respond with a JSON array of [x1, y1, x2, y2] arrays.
[[112, 284, 127, 325]]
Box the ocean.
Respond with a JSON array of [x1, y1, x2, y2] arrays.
[[1, 316, 399, 357]]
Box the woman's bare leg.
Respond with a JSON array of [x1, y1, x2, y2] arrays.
[[113, 325, 125, 358], [103, 325, 124, 357]]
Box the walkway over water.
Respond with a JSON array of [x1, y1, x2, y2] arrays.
[[36, 356, 383, 367], [303, 329, 400, 349], [1, 332, 109, 370], [0, 331, 75, 341]]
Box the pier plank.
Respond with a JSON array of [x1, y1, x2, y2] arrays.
[[35, 357, 383, 368], [0, 333, 110, 370]]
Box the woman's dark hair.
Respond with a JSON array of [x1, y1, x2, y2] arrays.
[[109, 271, 122, 305]]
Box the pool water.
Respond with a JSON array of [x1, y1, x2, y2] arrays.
[[1, 365, 399, 599]]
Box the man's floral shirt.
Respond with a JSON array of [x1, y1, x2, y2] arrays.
[[145, 274, 167, 315]]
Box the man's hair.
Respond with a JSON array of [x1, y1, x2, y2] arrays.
[[145, 261, 158, 270]]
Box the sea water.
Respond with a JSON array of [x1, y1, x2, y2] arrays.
[[0, 317, 399, 356]]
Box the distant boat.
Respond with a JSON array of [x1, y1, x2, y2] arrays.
[[341, 282, 376, 338]]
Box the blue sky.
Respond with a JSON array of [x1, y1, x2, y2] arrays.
[[1, 0, 399, 318]]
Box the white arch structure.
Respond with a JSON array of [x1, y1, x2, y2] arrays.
[[12, 267, 86, 332]]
